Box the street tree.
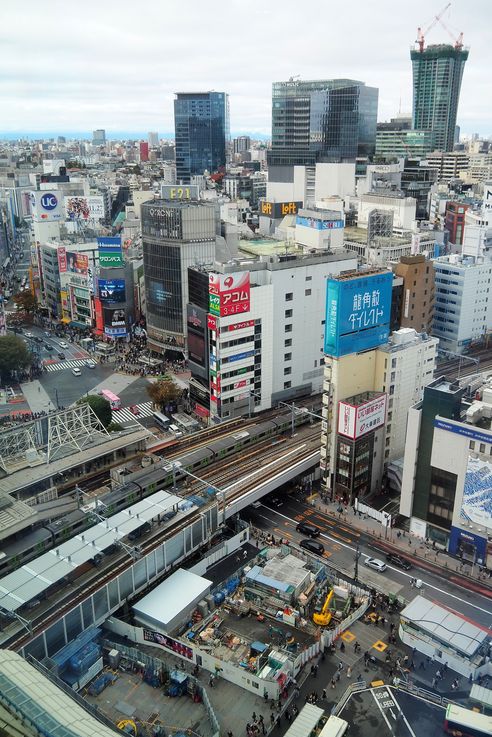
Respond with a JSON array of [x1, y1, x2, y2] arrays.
[[13, 291, 37, 314], [147, 377, 181, 408], [0, 335, 32, 381], [77, 395, 112, 428]]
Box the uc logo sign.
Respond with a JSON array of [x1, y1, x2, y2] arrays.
[[40, 193, 58, 210]]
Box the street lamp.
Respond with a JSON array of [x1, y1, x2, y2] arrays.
[[354, 543, 360, 584]]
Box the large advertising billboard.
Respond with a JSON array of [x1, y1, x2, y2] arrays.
[[460, 456, 492, 532], [65, 196, 105, 220], [104, 307, 126, 327], [324, 271, 393, 358], [66, 252, 89, 275], [187, 305, 207, 368], [296, 216, 344, 230], [260, 201, 302, 218], [338, 394, 387, 440], [208, 272, 250, 318], [97, 236, 124, 268], [98, 278, 126, 303], [29, 191, 63, 222]]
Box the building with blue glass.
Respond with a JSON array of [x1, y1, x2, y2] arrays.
[[174, 92, 230, 183], [267, 78, 378, 183]]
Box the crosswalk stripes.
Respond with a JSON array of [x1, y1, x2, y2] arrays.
[[43, 359, 94, 373], [112, 402, 154, 425]]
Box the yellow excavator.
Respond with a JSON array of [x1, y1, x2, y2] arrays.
[[313, 589, 334, 626]]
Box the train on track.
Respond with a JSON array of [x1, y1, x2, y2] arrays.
[[0, 412, 313, 577]]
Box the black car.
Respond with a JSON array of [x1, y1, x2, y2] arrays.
[[264, 493, 283, 508], [299, 538, 325, 556], [296, 521, 320, 538], [58, 352, 66, 360], [386, 553, 412, 570], [44, 343, 53, 351]]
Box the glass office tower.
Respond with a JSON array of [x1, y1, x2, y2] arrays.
[[174, 92, 230, 183], [411, 44, 469, 153], [268, 78, 378, 170]]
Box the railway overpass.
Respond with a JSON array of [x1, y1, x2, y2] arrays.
[[0, 425, 321, 655]]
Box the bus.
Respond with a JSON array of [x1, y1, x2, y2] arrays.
[[318, 715, 348, 737], [100, 390, 121, 410], [152, 410, 170, 430], [444, 703, 492, 737]]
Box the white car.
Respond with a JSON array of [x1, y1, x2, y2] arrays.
[[59, 341, 69, 349], [72, 367, 82, 376], [364, 557, 387, 572], [25, 331, 34, 338], [86, 361, 97, 369]]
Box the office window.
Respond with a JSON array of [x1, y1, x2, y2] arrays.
[[284, 352, 292, 361], [285, 338, 292, 347], [285, 309, 293, 318], [285, 292, 293, 301], [285, 324, 292, 333], [284, 367, 292, 375], [284, 381, 291, 389], [305, 289, 312, 296]]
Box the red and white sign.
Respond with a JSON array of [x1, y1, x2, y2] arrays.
[[209, 272, 250, 317], [57, 246, 67, 273], [338, 394, 387, 439], [207, 314, 217, 331], [233, 380, 247, 390], [227, 319, 254, 332]]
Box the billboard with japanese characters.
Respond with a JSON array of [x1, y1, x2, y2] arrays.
[[208, 272, 250, 317], [338, 394, 387, 440], [324, 271, 393, 357]]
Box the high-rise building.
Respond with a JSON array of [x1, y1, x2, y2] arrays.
[[376, 118, 435, 160], [411, 44, 469, 153], [148, 131, 159, 147], [233, 136, 251, 154], [141, 198, 216, 355], [139, 141, 149, 162], [174, 92, 230, 183], [92, 129, 106, 145], [267, 78, 378, 183]]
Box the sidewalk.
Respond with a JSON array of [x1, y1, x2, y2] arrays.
[[308, 494, 492, 592], [20, 379, 57, 413]]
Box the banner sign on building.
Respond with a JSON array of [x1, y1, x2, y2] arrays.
[[338, 394, 387, 440], [207, 314, 217, 331], [104, 307, 126, 327], [161, 184, 199, 201], [65, 252, 89, 275], [97, 236, 124, 268], [142, 630, 193, 659], [29, 191, 63, 222], [98, 278, 126, 303], [324, 271, 393, 357], [208, 272, 250, 317], [57, 246, 67, 273], [296, 216, 344, 230], [65, 196, 105, 220], [226, 319, 255, 332], [260, 201, 302, 218], [460, 456, 492, 532]]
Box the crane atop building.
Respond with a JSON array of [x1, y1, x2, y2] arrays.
[[416, 3, 464, 53]]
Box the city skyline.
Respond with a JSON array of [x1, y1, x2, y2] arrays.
[[2, 0, 491, 138]]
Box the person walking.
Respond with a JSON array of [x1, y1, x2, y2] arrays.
[[347, 666, 352, 678]]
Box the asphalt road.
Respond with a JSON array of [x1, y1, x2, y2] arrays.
[[244, 497, 492, 630]]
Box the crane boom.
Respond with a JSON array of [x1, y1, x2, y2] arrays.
[[416, 2, 452, 52]]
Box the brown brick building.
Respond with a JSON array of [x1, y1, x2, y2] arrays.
[[393, 255, 435, 333]]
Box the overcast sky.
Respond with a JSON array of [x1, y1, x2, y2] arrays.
[[2, 0, 491, 138]]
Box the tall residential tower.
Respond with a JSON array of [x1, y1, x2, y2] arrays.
[[411, 43, 468, 153], [174, 92, 230, 183]]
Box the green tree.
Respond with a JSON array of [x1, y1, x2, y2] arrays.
[[0, 335, 31, 380], [147, 377, 181, 408], [77, 395, 112, 428], [13, 291, 37, 314]]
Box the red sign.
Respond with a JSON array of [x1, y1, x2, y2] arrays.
[[57, 246, 67, 273], [209, 272, 251, 318], [207, 314, 217, 331], [233, 380, 247, 390], [94, 298, 104, 332], [194, 404, 210, 418], [227, 319, 254, 332]]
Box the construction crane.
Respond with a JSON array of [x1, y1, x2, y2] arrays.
[[416, 3, 463, 52], [313, 589, 334, 626]]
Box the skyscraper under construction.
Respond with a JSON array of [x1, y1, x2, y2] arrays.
[[411, 42, 468, 153]]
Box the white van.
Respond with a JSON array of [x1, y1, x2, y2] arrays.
[[169, 424, 183, 438]]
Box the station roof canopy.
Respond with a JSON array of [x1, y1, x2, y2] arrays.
[[0, 489, 181, 614], [400, 595, 489, 657]]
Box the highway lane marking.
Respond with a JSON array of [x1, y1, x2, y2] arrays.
[[258, 505, 492, 618], [370, 688, 393, 731]]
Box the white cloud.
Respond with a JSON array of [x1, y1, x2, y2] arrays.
[[1, 0, 490, 136]]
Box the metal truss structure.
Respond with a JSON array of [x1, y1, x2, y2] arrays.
[[0, 404, 109, 473]]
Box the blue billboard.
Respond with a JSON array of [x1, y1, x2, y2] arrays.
[[98, 278, 126, 303], [296, 216, 344, 230], [324, 272, 393, 357]]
